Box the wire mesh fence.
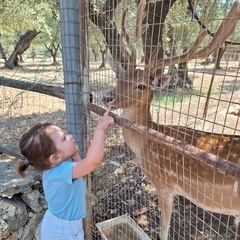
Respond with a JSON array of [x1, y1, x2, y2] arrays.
[[1, 0, 240, 239], [0, 50, 66, 148], [88, 0, 240, 239]]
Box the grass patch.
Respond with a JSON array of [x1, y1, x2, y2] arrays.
[[90, 79, 110, 87], [153, 88, 199, 109]]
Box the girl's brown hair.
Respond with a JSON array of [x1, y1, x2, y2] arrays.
[[16, 123, 57, 178]]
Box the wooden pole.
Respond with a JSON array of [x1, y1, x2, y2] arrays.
[[79, 0, 92, 239], [88, 103, 240, 181]]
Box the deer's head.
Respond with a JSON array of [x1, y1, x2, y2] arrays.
[[102, 0, 240, 111], [102, 66, 170, 110]]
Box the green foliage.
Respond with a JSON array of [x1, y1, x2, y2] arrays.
[[88, 21, 106, 54], [0, 0, 60, 55], [114, 1, 143, 59], [0, 0, 52, 34], [89, 0, 144, 61]]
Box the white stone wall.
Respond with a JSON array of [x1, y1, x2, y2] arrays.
[[0, 155, 46, 240]]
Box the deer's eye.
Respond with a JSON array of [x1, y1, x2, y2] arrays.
[[137, 84, 146, 90], [149, 76, 154, 83]]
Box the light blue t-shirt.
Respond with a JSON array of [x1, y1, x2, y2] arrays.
[[42, 161, 86, 221]]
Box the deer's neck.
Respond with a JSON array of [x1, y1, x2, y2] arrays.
[[122, 102, 153, 125], [121, 103, 153, 156]]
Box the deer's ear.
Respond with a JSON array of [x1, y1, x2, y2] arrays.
[[151, 74, 171, 90], [107, 55, 125, 75]]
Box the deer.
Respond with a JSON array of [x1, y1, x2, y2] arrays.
[[102, 0, 240, 239]]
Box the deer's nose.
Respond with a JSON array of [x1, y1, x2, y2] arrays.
[[102, 95, 115, 104]]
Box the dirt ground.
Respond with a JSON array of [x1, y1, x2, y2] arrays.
[[1, 59, 240, 239]]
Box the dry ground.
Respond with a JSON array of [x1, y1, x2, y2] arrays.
[[1, 59, 240, 239]]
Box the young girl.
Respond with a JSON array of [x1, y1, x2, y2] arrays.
[[16, 106, 114, 240]]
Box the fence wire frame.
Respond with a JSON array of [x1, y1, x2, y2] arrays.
[[0, 51, 66, 150], [0, 3, 68, 240], [59, 0, 93, 238], [87, 0, 240, 239]]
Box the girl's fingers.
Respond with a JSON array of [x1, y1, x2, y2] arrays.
[[103, 105, 112, 117]]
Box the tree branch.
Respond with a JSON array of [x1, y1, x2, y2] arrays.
[[0, 76, 64, 99], [0, 143, 21, 159], [88, 0, 126, 65]]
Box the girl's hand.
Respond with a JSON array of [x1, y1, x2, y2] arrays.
[[96, 106, 114, 131], [72, 106, 114, 179]]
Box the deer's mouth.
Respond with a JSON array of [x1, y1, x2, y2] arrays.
[[102, 101, 117, 110], [103, 99, 120, 111], [102, 95, 117, 108], [109, 105, 117, 110]]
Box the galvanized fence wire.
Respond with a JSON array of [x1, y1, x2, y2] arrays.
[[0, 13, 66, 240], [0, 41, 66, 150], [87, 0, 240, 239], [1, 0, 240, 239]]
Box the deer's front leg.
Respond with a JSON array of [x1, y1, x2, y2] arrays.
[[157, 189, 174, 240]]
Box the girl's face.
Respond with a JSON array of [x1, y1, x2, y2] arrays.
[[50, 126, 79, 162]]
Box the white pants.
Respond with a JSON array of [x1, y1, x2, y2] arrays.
[[40, 210, 84, 240]]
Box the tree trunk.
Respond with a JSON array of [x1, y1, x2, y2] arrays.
[[142, 0, 177, 87], [164, 33, 192, 89], [99, 50, 105, 68], [212, 44, 227, 69], [89, 0, 126, 66], [5, 30, 39, 69], [143, 0, 177, 64], [92, 49, 98, 61], [0, 43, 7, 62], [178, 62, 193, 88], [167, 34, 177, 88], [19, 54, 24, 62], [89, 0, 177, 71], [44, 43, 60, 64], [99, 48, 107, 68]]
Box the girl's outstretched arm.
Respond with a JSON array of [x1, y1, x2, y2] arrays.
[[72, 106, 114, 179]]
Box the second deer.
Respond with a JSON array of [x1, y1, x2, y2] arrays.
[[103, 1, 240, 239]]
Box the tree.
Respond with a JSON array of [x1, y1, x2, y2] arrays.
[[164, 0, 199, 88], [5, 30, 40, 69], [0, 0, 60, 68], [89, 0, 240, 88], [45, 43, 61, 64], [88, 21, 107, 66], [41, 4, 62, 65], [0, 42, 7, 61], [89, 0, 178, 75], [89, 0, 126, 66], [161, 0, 240, 88]]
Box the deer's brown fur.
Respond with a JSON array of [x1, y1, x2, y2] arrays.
[[103, 1, 240, 239]]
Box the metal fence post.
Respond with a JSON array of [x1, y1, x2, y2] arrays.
[[58, 0, 91, 239], [58, 0, 84, 155]]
